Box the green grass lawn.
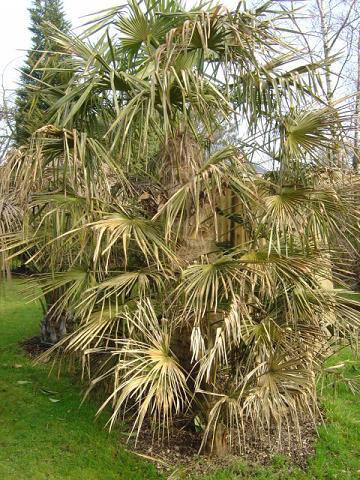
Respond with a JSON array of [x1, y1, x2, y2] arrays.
[[0, 280, 161, 480], [0, 279, 359, 480]]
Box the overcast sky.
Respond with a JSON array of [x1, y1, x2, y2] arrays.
[[0, 1, 240, 95], [0, 1, 127, 93]]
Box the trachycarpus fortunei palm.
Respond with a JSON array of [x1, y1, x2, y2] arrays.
[[1, 0, 360, 455]]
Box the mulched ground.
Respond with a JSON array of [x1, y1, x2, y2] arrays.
[[20, 336, 50, 357], [128, 415, 320, 477]]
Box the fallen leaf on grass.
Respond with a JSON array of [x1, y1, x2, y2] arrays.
[[40, 387, 59, 396]]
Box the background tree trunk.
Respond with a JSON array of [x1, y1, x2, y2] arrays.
[[353, 34, 360, 171]]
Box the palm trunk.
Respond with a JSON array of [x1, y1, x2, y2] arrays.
[[40, 311, 68, 345], [39, 291, 70, 345], [164, 131, 234, 455], [202, 423, 228, 457]]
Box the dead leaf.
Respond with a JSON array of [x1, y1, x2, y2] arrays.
[[139, 192, 151, 201], [40, 388, 59, 395]]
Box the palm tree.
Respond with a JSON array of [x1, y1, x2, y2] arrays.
[[1, 0, 359, 455]]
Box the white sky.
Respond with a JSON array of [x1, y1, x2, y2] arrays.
[[0, 1, 239, 95], [0, 1, 128, 93]]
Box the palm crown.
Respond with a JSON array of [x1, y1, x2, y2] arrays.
[[1, 0, 359, 455]]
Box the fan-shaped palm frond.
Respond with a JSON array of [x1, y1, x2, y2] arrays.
[[156, 145, 257, 240], [91, 213, 178, 269], [1, 0, 359, 457], [0, 192, 24, 275], [280, 105, 348, 162], [24, 268, 95, 318], [91, 299, 189, 437]]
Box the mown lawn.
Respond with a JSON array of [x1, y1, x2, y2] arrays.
[[0, 279, 359, 480], [0, 280, 161, 480]]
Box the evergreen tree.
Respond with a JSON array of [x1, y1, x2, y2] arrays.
[[14, 0, 70, 145]]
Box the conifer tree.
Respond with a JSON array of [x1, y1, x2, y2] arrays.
[[14, 0, 70, 145]]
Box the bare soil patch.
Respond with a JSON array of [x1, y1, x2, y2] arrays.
[[20, 335, 50, 356], [128, 415, 320, 477]]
